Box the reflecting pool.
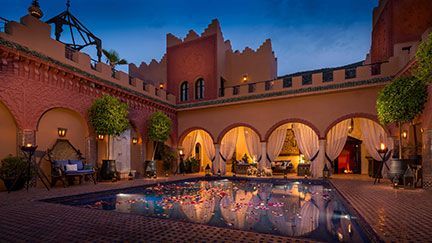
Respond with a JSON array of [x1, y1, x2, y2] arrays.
[[47, 179, 371, 242]]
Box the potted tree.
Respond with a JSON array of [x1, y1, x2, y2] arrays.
[[88, 95, 129, 180], [377, 76, 427, 183], [0, 156, 29, 191], [147, 111, 172, 178]]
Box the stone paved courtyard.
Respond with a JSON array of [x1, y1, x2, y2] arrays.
[[1, 174, 431, 242]]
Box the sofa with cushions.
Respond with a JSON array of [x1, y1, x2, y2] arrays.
[[271, 160, 293, 174], [52, 159, 97, 187]]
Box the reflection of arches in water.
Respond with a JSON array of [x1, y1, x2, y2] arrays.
[[180, 182, 216, 224], [268, 185, 320, 237], [220, 189, 255, 229], [326, 200, 355, 242]]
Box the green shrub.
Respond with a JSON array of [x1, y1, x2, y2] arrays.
[[0, 156, 28, 179]]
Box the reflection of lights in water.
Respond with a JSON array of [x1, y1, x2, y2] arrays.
[[337, 232, 343, 241], [348, 223, 352, 234]]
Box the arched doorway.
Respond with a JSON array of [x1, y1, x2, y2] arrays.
[[218, 126, 261, 175], [36, 108, 88, 176], [180, 129, 215, 172], [266, 122, 320, 177], [324, 117, 393, 176], [0, 101, 18, 160]]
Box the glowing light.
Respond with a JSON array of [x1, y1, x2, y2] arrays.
[[380, 143, 386, 151]]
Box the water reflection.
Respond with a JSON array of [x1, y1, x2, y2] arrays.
[[83, 180, 365, 242]]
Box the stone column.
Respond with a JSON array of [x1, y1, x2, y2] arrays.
[[260, 142, 267, 170], [314, 139, 327, 178], [214, 144, 221, 174], [422, 129, 432, 189]]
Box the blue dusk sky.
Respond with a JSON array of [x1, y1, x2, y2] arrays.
[[1, 0, 378, 75]]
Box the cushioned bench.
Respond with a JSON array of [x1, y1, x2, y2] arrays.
[[52, 159, 97, 187]]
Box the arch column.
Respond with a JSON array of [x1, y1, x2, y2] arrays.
[[260, 141, 267, 170], [422, 129, 432, 189], [213, 144, 221, 174], [314, 139, 327, 178]]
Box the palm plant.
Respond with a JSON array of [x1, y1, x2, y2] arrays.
[[102, 49, 128, 71]]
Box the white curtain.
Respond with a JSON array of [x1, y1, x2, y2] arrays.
[[182, 130, 198, 159], [267, 125, 288, 167], [326, 119, 350, 168], [219, 128, 239, 174], [244, 127, 261, 163], [360, 118, 394, 177], [293, 123, 320, 177], [200, 130, 215, 162]]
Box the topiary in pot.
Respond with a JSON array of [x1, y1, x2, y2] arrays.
[[88, 95, 129, 180], [377, 76, 427, 183], [377, 76, 428, 158], [147, 111, 172, 177], [0, 156, 29, 191]]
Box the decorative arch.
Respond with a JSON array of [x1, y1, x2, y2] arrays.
[[265, 118, 320, 141], [36, 106, 89, 135], [179, 127, 215, 145], [217, 123, 263, 144], [0, 98, 24, 130], [323, 113, 389, 138]]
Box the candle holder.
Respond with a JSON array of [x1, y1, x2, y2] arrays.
[[373, 143, 392, 185], [18, 145, 50, 191]]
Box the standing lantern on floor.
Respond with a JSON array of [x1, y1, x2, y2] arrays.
[[323, 164, 330, 179], [373, 142, 391, 185], [205, 164, 211, 177]]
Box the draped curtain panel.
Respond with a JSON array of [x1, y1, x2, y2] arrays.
[[182, 130, 198, 159], [325, 119, 350, 168], [220, 128, 239, 174], [359, 118, 394, 177], [200, 130, 215, 162], [292, 123, 320, 177], [267, 126, 288, 165], [244, 127, 261, 163]]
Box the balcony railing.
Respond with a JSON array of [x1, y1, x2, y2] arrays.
[[233, 86, 240, 95], [65, 46, 75, 61], [248, 83, 256, 93], [265, 81, 273, 91]]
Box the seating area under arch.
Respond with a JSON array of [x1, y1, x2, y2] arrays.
[[324, 117, 394, 176], [180, 129, 215, 172]]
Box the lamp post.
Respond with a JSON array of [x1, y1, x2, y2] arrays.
[[373, 142, 391, 185], [178, 148, 185, 175]]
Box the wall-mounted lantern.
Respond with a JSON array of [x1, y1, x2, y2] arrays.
[[97, 134, 105, 140], [132, 137, 138, 144], [402, 130, 408, 139], [242, 74, 248, 82], [57, 127, 67, 137]]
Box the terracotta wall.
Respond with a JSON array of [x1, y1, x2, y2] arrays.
[[178, 86, 383, 142], [370, 0, 432, 63], [225, 39, 277, 86], [167, 35, 218, 103], [0, 102, 17, 160]]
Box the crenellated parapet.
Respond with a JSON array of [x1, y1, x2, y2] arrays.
[[166, 19, 222, 48], [129, 54, 167, 86], [224, 38, 277, 86], [0, 14, 176, 106]]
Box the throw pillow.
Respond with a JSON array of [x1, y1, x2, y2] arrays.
[[65, 164, 78, 171]]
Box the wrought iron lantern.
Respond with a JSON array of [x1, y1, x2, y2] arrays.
[[323, 164, 330, 179], [97, 134, 104, 140], [132, 137, 138, 144], [217, 169, 221, 177]]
